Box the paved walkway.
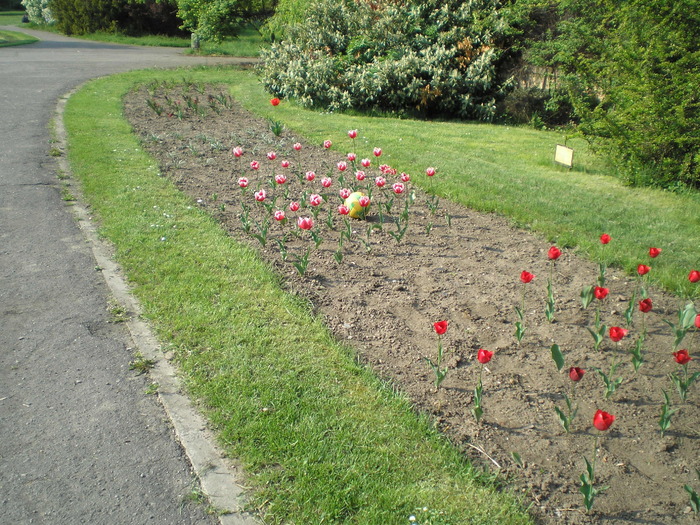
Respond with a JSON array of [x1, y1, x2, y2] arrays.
[[0, 28, 252, 524]]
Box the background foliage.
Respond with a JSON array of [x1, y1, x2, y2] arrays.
[[47, 0, 184, 36], [523, 0, 700, 189], [260, 0, 512, 120], [177, 0, 274, 43]]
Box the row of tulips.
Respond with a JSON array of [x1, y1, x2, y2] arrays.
[[429, 231, 698, 513]]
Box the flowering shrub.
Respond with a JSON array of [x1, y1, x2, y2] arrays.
[[259, 0, 511, 120], [21, 0, 55, 24]]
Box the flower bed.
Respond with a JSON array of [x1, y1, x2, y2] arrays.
[[124, 83, 700, 524]]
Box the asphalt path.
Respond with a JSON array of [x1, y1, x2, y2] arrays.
[[0, 28, 251, 524]]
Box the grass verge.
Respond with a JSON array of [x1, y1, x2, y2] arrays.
[[64, 66, 533, 524], [229, 74, 700, 298], [0, 28, 38, 46]]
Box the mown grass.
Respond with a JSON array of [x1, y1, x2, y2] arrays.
[[228, 74, 700, 298], [0, 10, 25, 26], [0, 28, 38, 46], [64, 66, 533, 524]]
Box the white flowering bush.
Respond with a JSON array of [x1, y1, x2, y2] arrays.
[[259, 0, 511, 120], [21, 0, 55, 24]]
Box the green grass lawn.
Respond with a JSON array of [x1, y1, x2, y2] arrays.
[[63, 65, 699, 523], [0, 28, 38, 46], [0, 10, 26, 26], [64, 66, 534, 525]]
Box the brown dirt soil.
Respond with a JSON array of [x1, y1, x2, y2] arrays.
[[123, 84, 700, 524]]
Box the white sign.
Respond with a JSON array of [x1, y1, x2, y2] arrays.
[[555, 144, 574, 168]]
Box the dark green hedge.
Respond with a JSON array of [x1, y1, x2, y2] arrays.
[[51, 0, 185, 36]]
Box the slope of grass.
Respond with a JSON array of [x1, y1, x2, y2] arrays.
[[64, 66, 533, 524], [0, 28, 38, 46]]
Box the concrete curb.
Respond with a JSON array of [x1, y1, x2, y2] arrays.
[[53, 84, 260, 525]]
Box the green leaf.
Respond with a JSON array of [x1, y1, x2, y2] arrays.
[[550, 344, 565, 372], [554, 406, 570, 432], [685, 485, 700, 514], [581, 285, 594, 309]]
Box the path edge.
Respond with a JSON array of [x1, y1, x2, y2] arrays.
[[53, 82, 260, 525]]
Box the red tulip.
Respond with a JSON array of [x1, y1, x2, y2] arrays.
[[548, 246, 561, 260], [305, 171, 316, 182], [689, 270, 700, 283], [323, 140, 332, 149], [254, 190, 266, 202], [297, 216, 313, 230], [237, 177, 248, 188], [609, 326, 628, 342], [375, 176, 386, 188], [280, 160, 290, 168], [309, 194, 322, 207], [649, 247, 661, 258], [289, 201, 300, 212], [600, 233, 611, 244], [477, 348, 493, 364], [638, 298, 653, 313], [347, 152, 356, 161], [275, 174, 287, 185], [273, 210, 285, 221], [594, 287, 609, 300], [339, 188, 352, 199], [267, 151, 277, 160], [321, 177, 332, 188], [270, 97, 280, 106], [355, 170, 366, 181], [373, 147, 382, 157], [293, 142, 302, 151], [250, 161, 260, 170], [673, 349, 692, 365], [695, 313, 700, 329], [637, 264, 650, 276], [426, 167, 436, 177], [401, 172, 410, 182], [593, 409, 615, 431], [433, 320, 448, 335], [361, 158, 371, 168], [348, 129, 358, 139], [232, 146, 243, 157], [520, 271, 534, 283], [338, 205, 350, 215], [337, 161, 347, 172], [392, 182, 405, 194], [569, 367, 585, 382], [358, 196, 370, 207]]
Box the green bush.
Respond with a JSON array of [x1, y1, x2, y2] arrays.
[[1, 0, 24, 10], [261, 0, 309, 41], [498, 86, 575, 127], [524, 0, 700, 189], [50, 0, 183, 36], [21, 0, 54, 24], [259, 0, 512, 120]]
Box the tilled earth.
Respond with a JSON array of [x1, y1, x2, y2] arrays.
[[123, 83, 699, 524]]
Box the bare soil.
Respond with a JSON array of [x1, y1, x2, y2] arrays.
[[123, 84, 699, 524]]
